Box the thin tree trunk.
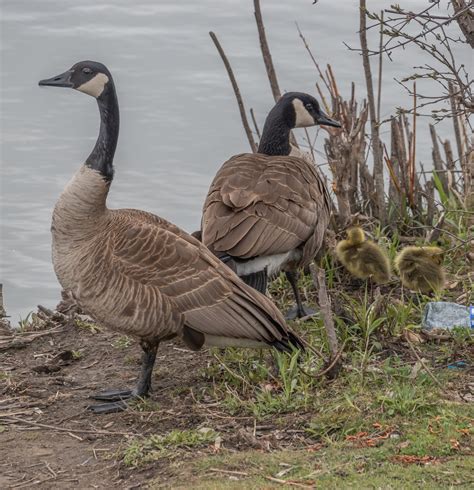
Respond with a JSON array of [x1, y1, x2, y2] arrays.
[[452, 0, 474, 49], [359, 0, 386, 225], [254, 0, 299, 148]]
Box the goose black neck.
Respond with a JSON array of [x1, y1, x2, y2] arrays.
[[85, 85, 119, 182], [257, 111, 291, 156]]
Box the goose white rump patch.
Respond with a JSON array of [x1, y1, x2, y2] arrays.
[[77, 73, 109, 98], [292, 98, 315, 128], [235, 250, 301, 278]]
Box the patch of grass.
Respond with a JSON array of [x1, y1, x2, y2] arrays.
[[18, 312, 34, 331], [17, 311, 48, 331], [377, 381, 437, 417], [123, 428, 218, 467], [128, 398, 160, 412], [74, 318, 101, 333], [112, 335, 132, 349], [450, 326, 474, 347], [151, 445, 473, 489], [71, 350, 82, 360], [124, 355, 139, 365], [0, 371, 10, 381]]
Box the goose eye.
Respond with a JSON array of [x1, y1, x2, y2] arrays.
[[305, 103, 313, 111], [82, 67, 92, 75]]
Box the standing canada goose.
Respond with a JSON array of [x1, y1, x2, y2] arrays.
[[335, 227, 391, 283], [39, 61, 303, 414], [201, 92, 341, 319], [394, 246, 445, 293]]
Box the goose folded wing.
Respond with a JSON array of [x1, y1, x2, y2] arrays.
[[110, 217, 291, 345], [202, 153, 327, 259]]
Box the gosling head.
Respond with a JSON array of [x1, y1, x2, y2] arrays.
[[423, 246, 444, 265], [39, 60, 113, 99], [346, 227, 366, 245], [276, 92, 341, 129]]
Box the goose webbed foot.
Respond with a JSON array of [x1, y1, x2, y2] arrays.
[[87, 341, 158, 414], [88, 399, 130, 414], [285, 304, 317, 320], [88, 389, 145, 414], [91, 389, 134, 402]]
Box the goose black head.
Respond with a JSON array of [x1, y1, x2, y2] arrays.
[[277, 92, 341, 129], [39, 61, 113, 99]]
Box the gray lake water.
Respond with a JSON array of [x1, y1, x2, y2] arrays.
[[0, 0, 470, 322]]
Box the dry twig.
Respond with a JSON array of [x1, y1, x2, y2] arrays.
[[309, 265, 342, 379], [209, 31, 257, 153]]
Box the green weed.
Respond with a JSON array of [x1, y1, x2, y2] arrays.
[[123, 428, 218, 467], [74, 318, 101, 333]]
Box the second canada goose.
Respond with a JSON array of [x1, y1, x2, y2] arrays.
[[335, 227, 391, 283], [39, 60, 303, 414], [201, 93, 341, 319], [394, 246, 445, 293]]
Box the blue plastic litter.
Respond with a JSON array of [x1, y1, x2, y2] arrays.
[[447, 361, 468, 369], [422, 302, 471, 330]]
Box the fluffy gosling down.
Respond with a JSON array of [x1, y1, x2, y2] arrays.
[[335, 227, 390, 283], [395, 246, 445, 293]]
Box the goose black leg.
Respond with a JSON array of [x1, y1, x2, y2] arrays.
[[285, 270, 317, 320], [88, 341, 158, 414]]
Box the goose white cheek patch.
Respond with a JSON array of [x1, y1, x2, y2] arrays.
[[292, 98, 315, 127], [76, 73, 109, 98]]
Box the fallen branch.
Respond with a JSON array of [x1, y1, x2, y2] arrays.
[[0, 326, 66, 352], [209, 468, 249, 476], [2, 416, 136, 436], [265, 476, 315, 489], [405, 340, 444, 390], [298, 342, 345, 380]]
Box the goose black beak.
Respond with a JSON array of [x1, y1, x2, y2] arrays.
[[316, 112, 341, 128], [39, 70, 73, 88]]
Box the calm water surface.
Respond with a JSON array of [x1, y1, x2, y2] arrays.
[[0, 0, 469, 321]]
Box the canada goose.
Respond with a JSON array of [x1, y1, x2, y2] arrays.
[[394, 246, 445, 293], [201, 93, 341, 319], [335, 227, 390, 283], [39, 61, 303, 414]]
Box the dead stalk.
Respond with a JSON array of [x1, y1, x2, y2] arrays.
[[376, 10, 384, 124], [309, 264, 342, 379], [254, 0, 298, 148], [209, 31, 257, 153], [253, 0, 281, 102], [409, 82, 417, 207], [359, 0, 386, 225], [0, 284, 5, 318]]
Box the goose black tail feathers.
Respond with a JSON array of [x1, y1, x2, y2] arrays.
[[271, 331, 305, 353], [240, 270, 268, 294]]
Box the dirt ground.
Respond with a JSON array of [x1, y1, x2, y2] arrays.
[[0, 320, 211, 488], [0, 318, 315, 489]]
